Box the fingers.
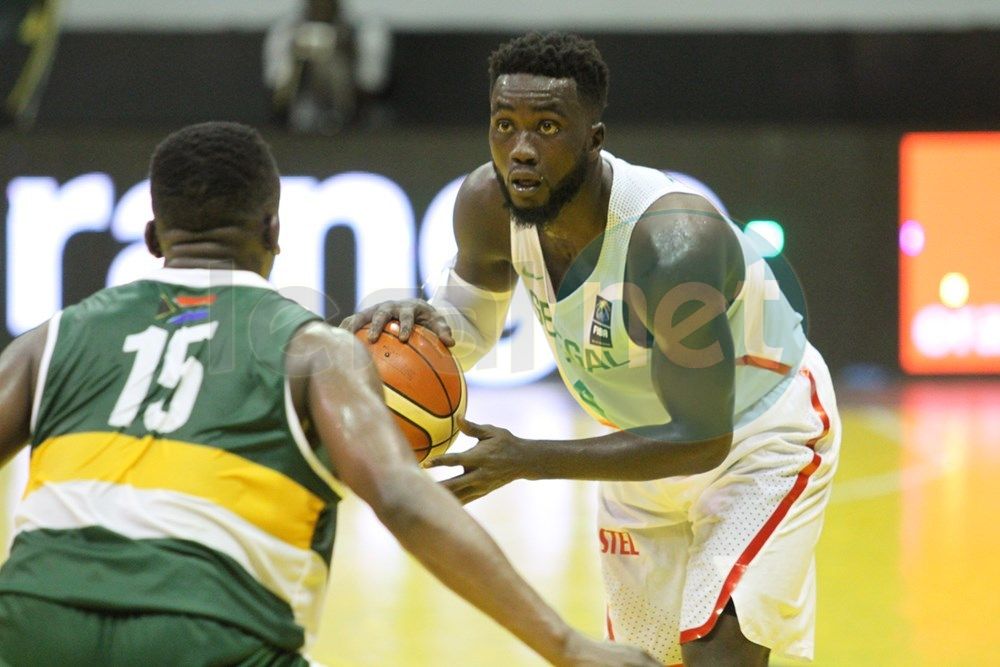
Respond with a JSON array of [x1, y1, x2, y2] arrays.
[[439, 471, 469, 494], [458, 418, 493, 439], [615, 645, 661, 666], [396, 304, 416, 341], [403, 306, 453, 347], [424, 451, 465, 468], [427, 316, 456, 347], [339, 309, 385, 339], [633, 648, 661, 666], [367, 309, 394, 342], [339, 314, 363, 332], [440, 472, 488, 505], [340, 300, 453, 346], [641, 649, 661, 666]]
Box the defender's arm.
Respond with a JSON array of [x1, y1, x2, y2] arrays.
[[0, 323, 48, 467], [286, 322, 656, 666]]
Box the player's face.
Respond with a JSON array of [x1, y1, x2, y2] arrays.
[[489, 74, 596, 227]]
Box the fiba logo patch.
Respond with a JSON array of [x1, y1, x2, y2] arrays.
[[589, 296, 613, 348]]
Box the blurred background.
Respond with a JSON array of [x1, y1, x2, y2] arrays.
[[1, 1, 998, 665]]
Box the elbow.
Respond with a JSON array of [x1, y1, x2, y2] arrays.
[[698, 431, 732, 472], [640, 428, 733, 478]]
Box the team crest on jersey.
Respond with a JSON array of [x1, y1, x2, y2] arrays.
[[589, 296, 613, 348]]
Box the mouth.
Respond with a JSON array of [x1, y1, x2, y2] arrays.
[[509, 173, 543, 195]]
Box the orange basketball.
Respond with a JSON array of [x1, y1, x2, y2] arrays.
[[356, 321, 467, 463]]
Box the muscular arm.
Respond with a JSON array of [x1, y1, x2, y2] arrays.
[[340, 164, 515, 362], [424, 165, 519, 368], [342, 165, 518, 369], [286, 323, 589, 665], [434, 195, 739, 495], [0, 324, 47, 468], [527, 194, 738, 480], [450, 164, 518, 292]]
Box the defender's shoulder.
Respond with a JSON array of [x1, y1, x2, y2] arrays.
[[287, 321, 371, 378]]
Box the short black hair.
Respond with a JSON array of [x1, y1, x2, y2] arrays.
[[488, 32, 609, 117], [149, 121, 280, 232]]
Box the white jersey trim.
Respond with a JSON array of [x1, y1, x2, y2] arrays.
[[284, 379, 350, 500], [145, 267, 277, 291], [16, 480, 329, 646], [30, 310, 62, 436]]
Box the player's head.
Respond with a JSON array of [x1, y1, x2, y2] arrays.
[[488, 32, 609, 121], [146, 121, 281, 276], [487, 32, 609, 228]]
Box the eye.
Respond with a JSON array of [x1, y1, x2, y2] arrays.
[[494, 119, 513, 133], [538, 120, 560, 135]]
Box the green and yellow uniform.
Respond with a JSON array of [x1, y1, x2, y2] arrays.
[[0, 268, 340, 664]]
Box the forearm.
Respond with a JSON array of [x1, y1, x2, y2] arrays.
[[428, 268, 512, 371], [304, 330, 574, 663], [520, 423, 732, 482], [372, 464, 572, 665]]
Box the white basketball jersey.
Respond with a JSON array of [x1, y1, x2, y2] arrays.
[[510, 152, 807, 431]]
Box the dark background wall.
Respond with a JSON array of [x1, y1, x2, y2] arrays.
[[3, 29, 998, 375], [31, 30, 1000, 127]]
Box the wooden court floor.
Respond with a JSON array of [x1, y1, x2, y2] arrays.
[[2, 378, 998, 666]]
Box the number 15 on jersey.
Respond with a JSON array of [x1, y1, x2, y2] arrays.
[[108, 322, 219, 433]]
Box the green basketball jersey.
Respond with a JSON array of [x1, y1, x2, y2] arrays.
[[0, 268, 341, 651]]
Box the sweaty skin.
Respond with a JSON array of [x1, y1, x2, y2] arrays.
[[341, 63, 773, 667], [0, 194, 660, 667], [344, 73, 739, 499]]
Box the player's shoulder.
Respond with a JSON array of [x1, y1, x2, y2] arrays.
[[290, 320, 358, 353], [0, 319, 49, 381], [455, 163, 507, 222], [459, 162, 502, 198], [286, 320, 373, 379], [2, 320, 48, 357], [453, 162, 511, 252], [628, 192, 737, 276]]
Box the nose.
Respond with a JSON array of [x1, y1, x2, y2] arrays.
[[509, 131, 537, 165]]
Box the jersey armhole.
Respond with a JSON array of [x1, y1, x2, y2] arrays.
[[283, 378, 349, 500], [30, 310, 62, 437]]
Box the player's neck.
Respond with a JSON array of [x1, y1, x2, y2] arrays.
[[541, 159, 611, 246], [155, 224, 272, 277], [163, 254, 264, 276]]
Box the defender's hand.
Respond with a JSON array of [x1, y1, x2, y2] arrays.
[[560, 632, 662, 666], [426, 419, 526, 504], [340, 298, 455, 346]]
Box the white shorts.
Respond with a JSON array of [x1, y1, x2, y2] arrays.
[[597, 345, 840, 665]]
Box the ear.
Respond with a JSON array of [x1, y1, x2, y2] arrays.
[[144, 220, 163, 258], [264, 214, 281, 256], [589, 122, 605, 154]]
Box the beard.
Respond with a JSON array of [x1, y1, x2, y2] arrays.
[[493, 153, 591, 230]]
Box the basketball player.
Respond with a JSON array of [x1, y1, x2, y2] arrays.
[[343, 33, 841, 666], [0, 122, 658, 666]]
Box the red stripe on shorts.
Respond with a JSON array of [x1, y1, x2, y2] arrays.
[[679, 368, 829, 644], [606, 606, 615, 640]]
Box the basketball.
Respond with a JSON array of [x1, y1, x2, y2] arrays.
[[355, 321, 467, 463]]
